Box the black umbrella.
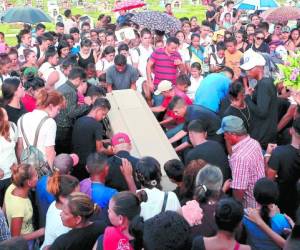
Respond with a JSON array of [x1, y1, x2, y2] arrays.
[[2, 6, 52, 24], [131, 11, 181, 34]]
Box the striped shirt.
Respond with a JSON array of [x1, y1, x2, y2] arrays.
[[229, 136, 265, 208], [150, 48, 182, 85]]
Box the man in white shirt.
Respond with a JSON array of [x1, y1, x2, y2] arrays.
[[17, 29, 37, 63], [63, 9, 77, 34], [131, 28, 154, 92]]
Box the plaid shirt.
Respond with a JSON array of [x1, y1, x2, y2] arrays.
[[229, 136, 265, 208], [0, 210, 10, 242], [55, 81, 90, 128]]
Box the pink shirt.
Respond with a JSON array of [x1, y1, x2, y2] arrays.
[[229, 136, 265, 208]]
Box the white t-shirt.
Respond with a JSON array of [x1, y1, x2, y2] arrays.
[[17, 45, 37, 63], [131, 45, 154, 77], [96, 58, 114, 72], [209, 53, 225, 67], [138, 188, 181, 221], [64, 19, 77, 34], [0, 123, 18, 180], [39, 62, 57, 82], [17, 109, 56, 160], [41, 201, 71, 249], [188, 76, 203, 100], [178, 46, 191, 64], [54, 68, 67, 89]]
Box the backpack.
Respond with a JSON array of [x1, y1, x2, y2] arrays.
[[20, 115, 52, 178]]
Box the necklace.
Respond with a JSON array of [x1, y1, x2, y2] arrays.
[[231, 104, 251, 128]]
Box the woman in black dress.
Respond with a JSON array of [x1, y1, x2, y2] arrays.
[[77, 39, 97, 70]]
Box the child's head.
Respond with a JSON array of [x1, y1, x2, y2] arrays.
[[164, 159, 184, 184], [224, 12, 231, 22], [176, 74, 191, 92], [254, 178, 279, 226], [102, 46, 115, 61], [155, 39, 164, 49], [225, 37, 237, 54], [86, 152, 109, 177], [86, 63, 96, 78], [216, 42, 226, 58], [118, 43, 130, 57], [190, 62, 202, 78]]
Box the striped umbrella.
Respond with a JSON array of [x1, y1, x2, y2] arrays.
[[261, 6, 300, 23]]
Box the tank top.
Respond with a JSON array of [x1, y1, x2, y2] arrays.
[[78, 50, 95, 69]]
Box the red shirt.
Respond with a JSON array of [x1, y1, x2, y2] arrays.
[[21, 93, 36, 112], [162, 88, 192, 123], [103, 226, 133, 250]]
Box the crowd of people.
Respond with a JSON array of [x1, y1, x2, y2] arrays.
[[0, 0, 300, 249]]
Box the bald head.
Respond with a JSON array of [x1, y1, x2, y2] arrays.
[[53, 154, 74, 174]]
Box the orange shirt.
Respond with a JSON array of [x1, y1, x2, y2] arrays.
[[225, 50, 243, 80]]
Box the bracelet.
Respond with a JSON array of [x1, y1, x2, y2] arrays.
[[264, 153, 271, 158]]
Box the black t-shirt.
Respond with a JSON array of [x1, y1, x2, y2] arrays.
[[246, 42, 270, 53], [185, 140, 231, 180], [105, 151, 140, 191], [72, 116, 103, 179], [245, 77, 277, 149], [206, 10, 216, 30], [5, 104, 27, 124], [50, 221, 107, 250], [223, 105, 251, 132], [268, 145, 300, 219], [184, 105, 222, 143]]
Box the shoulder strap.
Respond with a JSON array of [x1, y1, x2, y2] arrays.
[[20, 115, 30, 147], [135, 47, 141, 56], [161, 192, 169, 213], [33, 116, 49, 147]]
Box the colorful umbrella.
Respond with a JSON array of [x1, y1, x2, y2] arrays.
[[131, 11, 181, 33], [234, 0, 279, 10], [113, 0, 146, 12], [2, 6, 52, 24], [261, 6, 300, 23]]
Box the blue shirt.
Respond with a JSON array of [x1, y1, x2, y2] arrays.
[[194, 73, 231, 112], [36, 176, 55, 226], [243, 213, 290, 250], [91, 183, 117, 208]]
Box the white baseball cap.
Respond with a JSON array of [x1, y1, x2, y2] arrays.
[[154, 80, 173, 95], [240, 51, 266, 71]]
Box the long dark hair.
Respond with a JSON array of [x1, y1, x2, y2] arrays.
[[1, 77, 21, 106], [254, 178, 279, 227]]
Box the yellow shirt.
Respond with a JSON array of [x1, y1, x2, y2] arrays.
[[225, 50, 243, 80], [4, 184, 34, 234]]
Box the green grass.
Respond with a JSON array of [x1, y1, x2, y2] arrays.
[[2, 1, 207, 46]]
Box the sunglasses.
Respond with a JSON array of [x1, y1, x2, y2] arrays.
[[256, 37, 264, 40]]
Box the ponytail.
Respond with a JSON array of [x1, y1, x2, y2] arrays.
[[47, 171, 60, 197], [35, 88, 64, 109], [260, 205, 271, 227], [47, 172, 79, 201], [112, 191, 147, 221]]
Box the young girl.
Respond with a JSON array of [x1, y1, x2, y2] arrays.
[[222, 13, 233, 30], [41, 173, 79, 249], [4, 164, 43, 249], [100, 191, 147, 250], [188, 62, 203, 100], [243, 178, 291, 250], [96, 46, 115, 77]]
